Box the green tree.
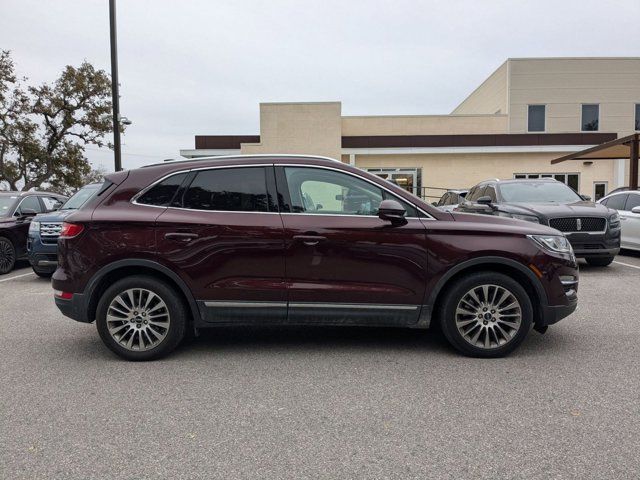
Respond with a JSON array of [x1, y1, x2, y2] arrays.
[[0, 50, 118, 192]]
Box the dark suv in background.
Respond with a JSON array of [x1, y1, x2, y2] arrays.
[[0, 191, 66, 274], [456, 179, 621, 266], [53, 155, 579, 361]]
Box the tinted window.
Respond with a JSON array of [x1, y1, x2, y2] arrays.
[[467, 186, 486, 202], [0, 196, 18, 217], [602, 194, 627, 211], [183, 168, 270, 212], [62, 184, 102, 210], [582, 104, 599, 131], [528, 105, 545, 132], [438, 193, 449, 206], [41, 196, 61, 211], [484, 186, 497, 202], [284, 167, 417, 217], [17, 196, 43, 214], [498, 182, 582, 203], [138, 173, 188, 207], [624, 194, 640, 211]]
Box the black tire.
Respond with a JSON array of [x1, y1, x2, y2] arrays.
[[32, 267, 54, 278], [585, 255, 615, 267], [438, 272, 533, 358], [0, 237, 16, 275], [96, 275, 187, 361]]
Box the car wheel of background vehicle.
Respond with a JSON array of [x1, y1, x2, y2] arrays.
[[31, 267, 54, 278], [96, 275, 187, 361], [439, 272, 533, 358], [585, 255, 615, 267], [0, 237, 16, 275]]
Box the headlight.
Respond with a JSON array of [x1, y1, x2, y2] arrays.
[[609, 213, 620, 229], [497, 212, 540, 223], [29, 221, 40, 233], [528, 234, 574, 256]]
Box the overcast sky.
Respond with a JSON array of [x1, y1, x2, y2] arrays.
[[1, 0, 639, 171]]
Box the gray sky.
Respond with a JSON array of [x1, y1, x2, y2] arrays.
[[2, 0, 639, 171]]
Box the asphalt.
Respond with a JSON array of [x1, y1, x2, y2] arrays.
[[1, 253, 639, 480]]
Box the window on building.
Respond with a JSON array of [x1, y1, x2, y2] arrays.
[[527, 105, 545, 132], [514, 173, 579, 191], [635, 104, 640, 131], [581, 104, 599, 131], [137, 173, 188, 207], [183, 167, 271, 212], [593, 182, 607, 201]]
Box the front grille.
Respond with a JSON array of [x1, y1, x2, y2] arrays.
[[548, 217, 606, 232], [40, 222, 62, 244]]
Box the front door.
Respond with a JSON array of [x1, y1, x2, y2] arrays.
[[276, 165, 429, 326], [154, 165, 287, 323]]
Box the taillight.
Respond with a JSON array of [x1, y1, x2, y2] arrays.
[[54, 290, 73, 300], [60, 222, 84, 238]]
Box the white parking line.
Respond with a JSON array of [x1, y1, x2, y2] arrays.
[[613, 261, 640, 270], [0, 271, 35, 283]]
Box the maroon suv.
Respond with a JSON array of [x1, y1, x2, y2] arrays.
[[52, 155, 578, 360]]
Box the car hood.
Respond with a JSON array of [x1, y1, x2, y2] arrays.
[[449, 211, 558, 235], [498, 201, 612, 218], [33, 210, 76, 223]]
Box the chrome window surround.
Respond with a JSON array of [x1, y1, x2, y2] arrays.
[[131, 163, 435, 219]]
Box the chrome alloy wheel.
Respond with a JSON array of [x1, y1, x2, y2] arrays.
[[106, 288, 171, 351], [455, 284, 522, 349]]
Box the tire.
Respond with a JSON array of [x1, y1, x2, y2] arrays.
[[96, 275, 187, 361], [438, 272, 533, 358], [32, 267, 54, 278], [0, 237, 16, 275], [585, 255, 615, 267]]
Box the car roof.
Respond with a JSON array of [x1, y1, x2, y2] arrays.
[[0, 191, 64, 197], [142, 154, 342, 169]]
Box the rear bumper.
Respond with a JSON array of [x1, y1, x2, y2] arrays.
[[54, 293, 91, 323]]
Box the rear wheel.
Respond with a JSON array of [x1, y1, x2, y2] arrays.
[[439, 272, 533, 358], [0, 237, 16, 275], [96, 275, 187, 361], [585, 255, 615, 267]]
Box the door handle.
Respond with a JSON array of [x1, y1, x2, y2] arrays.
[[165, 232, 199, 242], [293, 235, 327, 246]]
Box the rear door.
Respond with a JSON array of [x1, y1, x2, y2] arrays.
[[276, 164, 429, 326], [621, 193, 640, 249], [154, 165, 287, 323]]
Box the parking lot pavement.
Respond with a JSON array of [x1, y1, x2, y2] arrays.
[[1, 258, 639, 480]]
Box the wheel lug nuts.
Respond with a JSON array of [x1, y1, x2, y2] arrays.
[[491, 310, 495, 314], [483, 320, 488, 325], [483, 307, 487, 312]]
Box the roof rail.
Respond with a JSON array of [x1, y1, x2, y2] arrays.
[[143, 153, 342, 168]]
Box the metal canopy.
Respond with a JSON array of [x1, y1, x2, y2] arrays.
[[551, 133, 639, 189]]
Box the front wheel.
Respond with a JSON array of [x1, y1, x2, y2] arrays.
[[585, 255, 615, 267], [439, 272, 533, 358], [0, 237, 16, 274], [96, 275, 187, 361]]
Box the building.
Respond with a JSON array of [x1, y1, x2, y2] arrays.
[[180, 57, 640, 201]]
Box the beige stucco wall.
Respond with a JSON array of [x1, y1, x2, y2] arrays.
[[241, 102, 342, 160], [341, 114, 507, 135], [451, 61, 509, 115], [354, 152, 616, 198], [506, 58, 640, 135]]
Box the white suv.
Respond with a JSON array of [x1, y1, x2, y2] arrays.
[[598, 190, 640, 251]]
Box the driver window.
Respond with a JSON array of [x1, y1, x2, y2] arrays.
[[285, 167, 384, 215], [16, 196, 42, 215]]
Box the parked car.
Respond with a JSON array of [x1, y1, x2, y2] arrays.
[[27, 183, 104, 277], [434, 189, 469, 212], [0, 191, 67, 274], [455, 178, 621, 266], [53, 155, 579, 361], [598, 190, 640, 252]]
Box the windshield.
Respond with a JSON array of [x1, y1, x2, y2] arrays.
[[498, 182, 582, 203], [0, 196, 18, 217], [61, 183, 102, 210]]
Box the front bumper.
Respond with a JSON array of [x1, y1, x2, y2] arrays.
[[565, 229, 620, 258], [540, 297, 578, 326], [27, 234, 59, 271]]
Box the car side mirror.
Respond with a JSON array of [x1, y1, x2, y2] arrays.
[[378, 199, 407, 225], [432, 201, 439, 206], [17, 208, 38, 220], [477, 196, 493, 205], [632, 206, 640, 214], [581, 194, 591, 201]]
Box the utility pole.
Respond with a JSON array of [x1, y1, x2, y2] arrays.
[[109, 0, 122, 171]]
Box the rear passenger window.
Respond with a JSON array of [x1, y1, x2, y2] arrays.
[[137, 173, 188, 206], [183, 167, 271, 212], [625, 194, 640, 211]]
